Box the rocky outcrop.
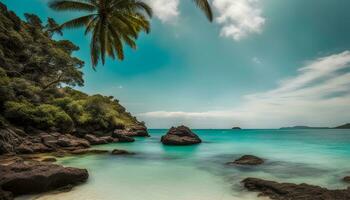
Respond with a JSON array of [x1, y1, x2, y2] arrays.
[[84, 134, 109, 145], [343, 176, 350, 183], [113, 125, 149, 137], [161, 126, 202, 145], [112, 131, 135, 143], [242, 178, 350, 200], [227, 155, 264, 165], [0, 188, 13, 200], [14, 133, 90, 154], [0, 161, 88, 198], [111, 149, 135, 155], [0, 128, 24, 154]]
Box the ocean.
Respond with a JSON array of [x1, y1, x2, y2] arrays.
[[27, 129, 350, 200]]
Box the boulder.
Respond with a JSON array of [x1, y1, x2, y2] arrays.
[[16, 141, 52, 154], [343, 176, 350, 183], [227, 155, 264, 165], [112, 132, 135, 143], [161, 126, 201, 145], [0, 188, 13, 200], [0, 161, 88, 196], [84, 134, 108, 145], [100, 136, 114, 143], [111, 149, 135, 155], [58, 134, 90, 148], [113, 125, 149, 137], [0, 128, 23, 155], [242, 177, 350, 200]]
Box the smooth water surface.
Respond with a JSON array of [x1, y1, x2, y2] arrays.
[[27, 129, 350, 200]]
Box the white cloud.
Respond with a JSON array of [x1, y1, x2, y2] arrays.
[[138, 51, 350, 128], [144, 0, 179, 23], [213, 0, 265, 40]]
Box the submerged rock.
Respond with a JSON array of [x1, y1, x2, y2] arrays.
[[242, 177, 350, 200], [111, 149, 135, 155], [161, 126, 202, 145], [227, 155, 264, 165], [0, 161, 88, 197], [70, 149, 109, 155]]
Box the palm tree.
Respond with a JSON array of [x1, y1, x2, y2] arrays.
[[193, 0, 213, 22], [49, 0, 213, 68], [49, 0, 153, 67]]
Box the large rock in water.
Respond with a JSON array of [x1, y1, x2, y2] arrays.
[[161, 126, 202, 145], [242, 178, 350, 200], [227, 155, 264, 165], [0, 161, 88, 197]]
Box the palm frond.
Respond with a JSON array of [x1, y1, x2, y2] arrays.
[[49, 0, 96, 12], [61, 14, 96, 29], [193, 0, 213, 22]]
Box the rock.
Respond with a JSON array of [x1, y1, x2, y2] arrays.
[[84, 134, 108, 145], [242, 178, 350, 200], [31, 142, 52, 153], [112, 132, 135, 143], [242, 177, 350, 200], [343, 176, 350, 183], [100, 136, 114, 143], [58, 134, 90, 148], [227, 155, 264, 165], [111, 149, 135, 155], [41, 157, 57, 162], [0, 161, 88, 196], [113, 125, 149, 137], [161, 126, 201, 145], [0, 188, 13, 200], [16, 142, 33, 154], [70, 149, 109, 155], [232, 127, 241, 130], [0, 128, 23, 155]]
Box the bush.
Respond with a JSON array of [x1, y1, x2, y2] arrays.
[[4, 101, 73, 132]]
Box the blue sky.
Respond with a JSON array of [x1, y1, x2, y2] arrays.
[[3, 0, 350, 128]]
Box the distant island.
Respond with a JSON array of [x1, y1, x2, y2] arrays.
[[232, 127, 242, 130], [280, 123, 350, 130]]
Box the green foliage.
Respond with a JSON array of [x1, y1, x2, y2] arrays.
[[0, 3, 144, 133], [49, 0, 152, 67], [4, 101, 73, 132]]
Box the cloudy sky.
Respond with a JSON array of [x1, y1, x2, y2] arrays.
[[4, 0, 350, 128]]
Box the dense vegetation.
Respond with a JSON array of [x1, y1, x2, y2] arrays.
[[0, 2, 144, 135]]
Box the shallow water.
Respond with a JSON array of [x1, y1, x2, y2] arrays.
[[23, 129, 350, 200]]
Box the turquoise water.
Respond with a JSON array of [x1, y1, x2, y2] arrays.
[[31, 129, 350, 200]]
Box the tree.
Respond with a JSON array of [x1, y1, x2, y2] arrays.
[[45, 18, 63, 37], [49, 0, 213, 68], [193, 0, 213, 22], [49, 0, 153, 68]]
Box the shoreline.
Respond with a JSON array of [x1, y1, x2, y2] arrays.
[[2, 129, 350, 200]]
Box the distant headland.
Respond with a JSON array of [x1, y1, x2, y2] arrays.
[[280, 123, 350, 130]]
